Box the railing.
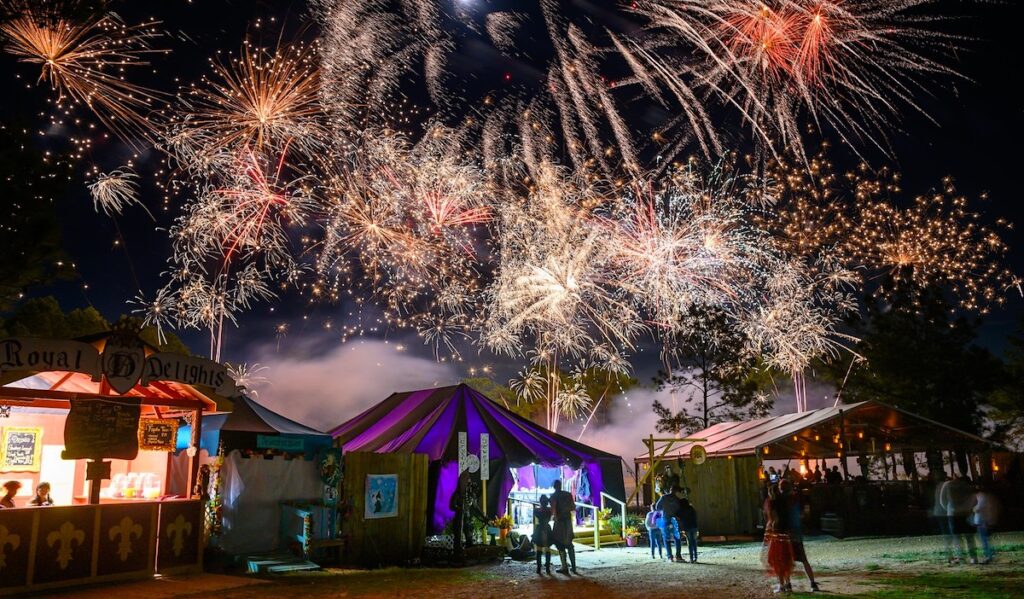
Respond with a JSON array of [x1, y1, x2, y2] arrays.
[[575, 501, 601, 549], [600, 492, 627, 540]]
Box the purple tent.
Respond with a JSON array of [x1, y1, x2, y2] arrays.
[[330, 383, 625, 533]]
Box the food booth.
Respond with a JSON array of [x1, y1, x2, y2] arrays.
[[0, 329, 238, 594]]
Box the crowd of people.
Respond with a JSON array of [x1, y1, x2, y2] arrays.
[[0, 480, 52, 508]]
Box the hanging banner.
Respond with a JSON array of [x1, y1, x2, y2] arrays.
[[0, 426, 43, 472], [138, 418, 179, 452], [0, 338, 100, 380]]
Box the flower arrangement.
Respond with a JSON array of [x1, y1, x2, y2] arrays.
[[623, 525, 641, 539], [597, 508, 613, 522], [488, 514, 514, 530]]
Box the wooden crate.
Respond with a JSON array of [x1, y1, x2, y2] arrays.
[[341, 452, 429, 567]]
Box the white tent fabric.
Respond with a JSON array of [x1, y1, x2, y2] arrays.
[[218, 450, 322, 554]]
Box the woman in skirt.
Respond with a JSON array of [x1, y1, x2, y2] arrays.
[[762, 484, 795, 592], [533, 494, 554, 573]]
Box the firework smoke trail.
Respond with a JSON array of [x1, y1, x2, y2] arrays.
[[0, 3, 164, 144]]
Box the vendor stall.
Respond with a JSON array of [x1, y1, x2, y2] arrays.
[[0, 329, 239, 593], [175, 395, 334, 556], [633, 400, 1007, 537]]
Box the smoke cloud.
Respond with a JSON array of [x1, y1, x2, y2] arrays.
[[246, 339, 459, 432]]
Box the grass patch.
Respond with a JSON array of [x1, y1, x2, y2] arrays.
[[857, 570, 1024, 599], [880, 543, 1024, 563], [864, 563, 881, 571]]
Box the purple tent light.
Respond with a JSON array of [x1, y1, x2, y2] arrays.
[[330, 384, 626, 532]]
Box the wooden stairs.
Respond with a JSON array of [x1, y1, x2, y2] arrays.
[[245, 551, 321, 574], [573, 525, 625, 548]]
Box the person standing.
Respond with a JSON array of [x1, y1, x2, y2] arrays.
[[678, 498, 699, 563], [656, 486, 683, 562], [551, 479, 577, 575], [533, 495, 554, 574], [0, 481, 21, 508], [763, 484, 794, 593], [449, 472, 476, 560], [29, 482, 53, 506], [779, 480, 820, 591], [938, 474, 978, 564], [972, 484, 996, 564], [645, 504, 665, 560]]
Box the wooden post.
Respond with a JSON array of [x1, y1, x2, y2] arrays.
[[86, 460, 111, 505], [648, 434, 655, 506], [838, 410, 850, 481], [187, 408, 203, 498]]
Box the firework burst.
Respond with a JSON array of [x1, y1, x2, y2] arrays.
[[0, 4, 164, 143], [87, 166, 150, 217], [168, 39, 325, 168]]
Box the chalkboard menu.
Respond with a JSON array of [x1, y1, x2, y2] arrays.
[[63, 398, 142, 460], [1, 427, 42, 472], [138, 418, 179, 452]]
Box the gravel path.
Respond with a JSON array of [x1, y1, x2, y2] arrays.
[[60, 531, 1024, 599]]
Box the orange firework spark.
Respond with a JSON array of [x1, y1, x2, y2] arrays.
[[0, 5, 164, 142]]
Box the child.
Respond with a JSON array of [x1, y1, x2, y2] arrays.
[[645, 504, 665, 559], [533, 494, 554, 574]]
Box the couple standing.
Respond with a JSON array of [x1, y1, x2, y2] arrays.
[[534, 480, 579, 575]]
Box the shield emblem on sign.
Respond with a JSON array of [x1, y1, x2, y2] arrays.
[[102, 332, 145, 395]]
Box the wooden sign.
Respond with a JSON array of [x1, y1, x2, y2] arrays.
[[0, 426, 42, 472], [138, 418, 179, 452], [62, 398, 141, 460]]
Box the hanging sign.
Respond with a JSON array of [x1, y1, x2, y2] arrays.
[[256, 435, 304, 451], [458, 432, 489, 480], [63, 398, 142, 460], [0, 336, 240, 397], [689, 444, 707, 465], [0, 338, 100, 379], [0, 426, 43, 472], [142, 352, 239, 397], [138, 418, 179, 451]]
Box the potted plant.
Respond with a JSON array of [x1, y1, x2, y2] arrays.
[[489, 515, 514, 541], [623, 526, 641, 547], [596, 508, 612, 529]]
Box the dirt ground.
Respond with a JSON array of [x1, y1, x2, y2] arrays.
[[58, 531, 1024, 599]]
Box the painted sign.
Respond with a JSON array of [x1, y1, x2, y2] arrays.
[[138, 418, 179, 452], [364, 474, 398, 519], [101, 331, 146, 395], [62, 398, 142, 460], [0, 427, 42, 472], [256, 435, 304, 451]]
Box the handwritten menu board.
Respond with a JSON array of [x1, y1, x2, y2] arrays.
[[62, 398, 142, 460], [0, 427, 42, 472], [138, 418, 179, 452]]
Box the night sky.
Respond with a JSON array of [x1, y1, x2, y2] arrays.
[[2, 0, 1023, 384]]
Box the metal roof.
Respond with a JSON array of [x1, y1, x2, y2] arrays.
[[635, 400, 994, 461]]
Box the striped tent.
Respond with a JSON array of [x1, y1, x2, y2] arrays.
[[330, 383, 625, 532]]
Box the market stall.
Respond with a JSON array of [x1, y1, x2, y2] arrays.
[[0, 329, 239, 593]]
